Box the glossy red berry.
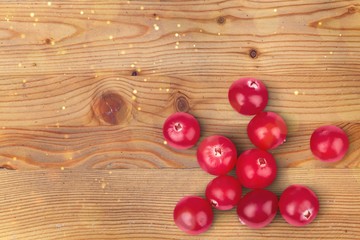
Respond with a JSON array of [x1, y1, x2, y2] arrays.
[[197, 135, 237, 175], [310, 125, 349, 162], [237, 189, 278, 229], [205, 175, 242, 210], [163, 112, 200, 150], [247, 111, 287, 150], [236, 149, 277, 189], [279, 185, 319, 227], [228, 78, 268, 115], [173, 196, 213, 235]]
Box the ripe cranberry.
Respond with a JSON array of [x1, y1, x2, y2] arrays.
[[205, 175, 242, 210]]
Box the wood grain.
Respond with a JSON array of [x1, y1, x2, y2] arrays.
[[0, 0, 359, 77], [0, 75, 359, 169], [0, 1, 359, 239], [0, 169, 359, 240]]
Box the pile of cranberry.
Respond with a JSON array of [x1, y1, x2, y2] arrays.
[[163, 78, 349, 235]]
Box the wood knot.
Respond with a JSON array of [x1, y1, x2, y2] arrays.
[[44, 38, 54, 45], [175, 95, 190, 112], [217, 16, 226, 25], [249, 49, 258, 59], [131, 71, 138, 76], [0, 164, 16, 170], [92, 92, 129, 125], [348, 7, 356, 14]]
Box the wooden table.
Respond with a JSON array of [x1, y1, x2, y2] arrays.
[[0, 1, 359, 239]]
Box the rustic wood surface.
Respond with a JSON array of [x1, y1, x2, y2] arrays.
[[0, 0, 359, 239], [0, 169, 359, 240]]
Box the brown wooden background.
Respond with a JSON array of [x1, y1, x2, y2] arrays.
[[0, 0, 359, 239]]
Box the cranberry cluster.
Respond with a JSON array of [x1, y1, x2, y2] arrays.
[[163, 78, 349, 235]]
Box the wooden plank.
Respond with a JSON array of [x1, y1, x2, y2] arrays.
[[1, 75, 359, 126], [0, 1, 359, 76], [0, 169, 358, 239], [0, 74, 359, 169], [0, 122, 359, 170]]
